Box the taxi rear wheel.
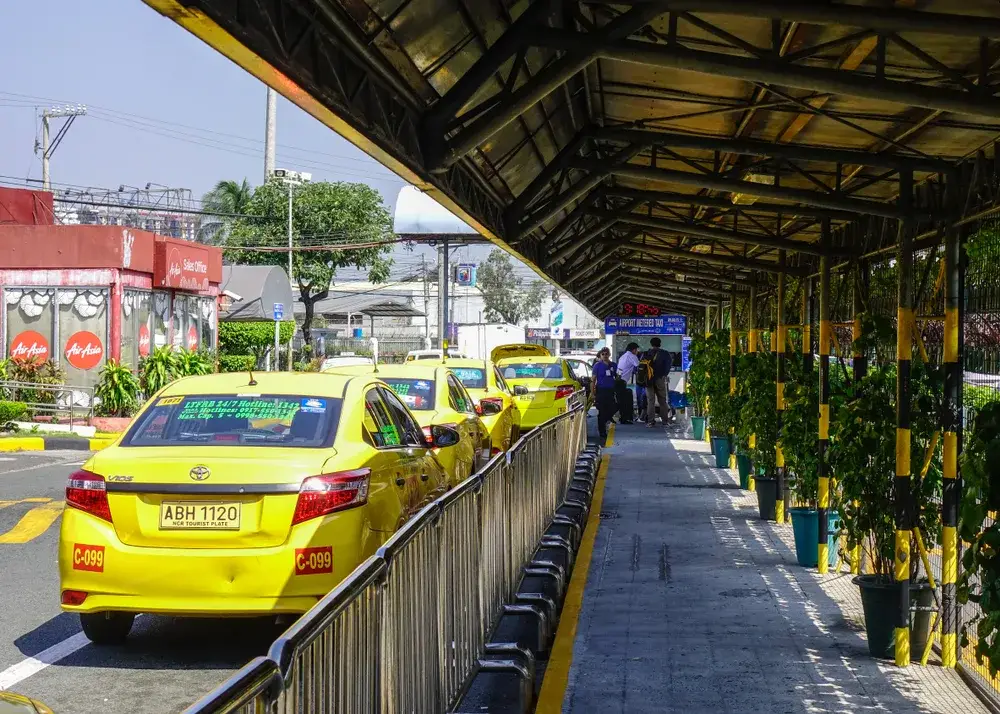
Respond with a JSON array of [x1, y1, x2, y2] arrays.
[[80, 612, 135, 645]]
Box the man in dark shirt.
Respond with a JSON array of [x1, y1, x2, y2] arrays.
[[591, 347, 617, 441], [644, 337, 671, 427]]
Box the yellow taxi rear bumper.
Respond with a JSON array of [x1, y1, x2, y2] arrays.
[[59, 507, 376, 616]]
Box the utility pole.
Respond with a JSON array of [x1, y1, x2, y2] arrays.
[[38, 105, 86, 190], [264, 88, 276, 181], [422, 253, 431, 342]]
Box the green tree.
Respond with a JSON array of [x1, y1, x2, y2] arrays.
[[199, 178, 254, 244], [476, 249, 546, 325], [224, 180, 393, 345]]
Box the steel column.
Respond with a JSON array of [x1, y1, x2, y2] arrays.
[[941, 220, 962, 668], [776, 252, 788, 524], [818, 220, 832, 574], [894, 170, 915, 667], [851, 264, 868, 575], [747, 279, 758, 492]]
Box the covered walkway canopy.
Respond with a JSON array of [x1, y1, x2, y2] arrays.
[[146, 0, 1000, 321]]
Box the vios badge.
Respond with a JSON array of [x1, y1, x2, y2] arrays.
[[189, 465, 211, 481]]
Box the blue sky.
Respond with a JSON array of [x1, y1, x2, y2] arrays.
[[0, 0, 407, 209]]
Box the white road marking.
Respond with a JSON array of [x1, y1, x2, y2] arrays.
[[0, 615, 145, 690], [0, 632, 90, 690], [0, 456, 84, 476]]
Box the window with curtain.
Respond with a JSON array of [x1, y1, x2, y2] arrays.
[[4, 288, 55, 363]]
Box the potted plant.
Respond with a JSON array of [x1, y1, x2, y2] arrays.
[[687, 334, 711, 441], [958, 400, 1000, 673], [830, 343, 941, 660], [737, 352, 779, 514], [781, 357, 842, 567], [92, 359, 142, 432], [691, 331, 730, 455]]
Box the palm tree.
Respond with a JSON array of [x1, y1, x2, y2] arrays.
[[198, 178, 253, 244]]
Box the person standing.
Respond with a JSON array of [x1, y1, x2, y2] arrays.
[[615, 342, 641, 424], [644, 337, 671, 428], [592, 347, 617, 441]]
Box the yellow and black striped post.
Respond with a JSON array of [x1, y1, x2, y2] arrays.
[[851, 267, 867, 575], [747, 280, 757, 491], [802, 277, 814, 374], [895, 170, 915, 667], [729, 285, 738, 470], [941, 222, 962, 667], [776, 253, 787, 523], [818, 220, 832, 574]]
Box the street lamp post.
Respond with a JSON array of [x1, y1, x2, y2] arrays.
[[271, 169, 311, 286]]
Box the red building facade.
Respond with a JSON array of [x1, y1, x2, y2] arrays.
[[0, 195, 222, 389]]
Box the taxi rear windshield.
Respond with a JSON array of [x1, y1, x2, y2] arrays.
[[502, 363, 563, 380], [122, 395, 342, 448], [382, 379, 435, 410], [450, 368, 486, 389]]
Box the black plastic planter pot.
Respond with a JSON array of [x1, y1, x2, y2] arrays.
[[755, 476, 778, 521], [853, 576, 934, 660]]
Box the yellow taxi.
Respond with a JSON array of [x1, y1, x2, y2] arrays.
[[419, 358, 520, 454], [494, 345, 582, 430], [323, 364, 490, 486], [0, 692, 54, 714], [59, 371, 452, 644]]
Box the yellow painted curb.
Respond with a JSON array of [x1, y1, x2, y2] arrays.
[[0, 438, 45, 452], [536, 454, 610, 713], [605, 422, 615, 447]]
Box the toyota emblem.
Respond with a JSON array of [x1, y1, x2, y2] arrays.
[[189, 466, 211, 481]]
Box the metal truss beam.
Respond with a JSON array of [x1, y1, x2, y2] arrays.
[[585, 1, 1000, 40], [616, 257, 752, 288], [604, 187, 859, 222], [622, 272, 728, 300], [435, 4, 668, 170], [598, 38, 1000, 121], [575, 160, 908, 219], [588, 126, 952, 172], [621, 238, 801, 275], [587, 207, 827, 256]]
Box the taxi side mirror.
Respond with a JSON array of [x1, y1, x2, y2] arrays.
[[513, 385, 529, 396], [478, 400, 503, 416], [431, 424, 461, 448]]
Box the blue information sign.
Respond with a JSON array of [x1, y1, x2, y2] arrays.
[[604, 315, 687, 335], [681, 336, 692, 372], [273, 303, 284, 320]]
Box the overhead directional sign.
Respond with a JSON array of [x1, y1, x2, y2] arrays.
[[604, 315, 687, 335]]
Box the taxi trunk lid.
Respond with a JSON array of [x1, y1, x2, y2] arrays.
[[88, 447, 321, 549]]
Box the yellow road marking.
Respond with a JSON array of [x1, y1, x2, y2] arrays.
[[0, 502, 65, 544], [536, 455, 610, 713], [605, 422, 615, 447]]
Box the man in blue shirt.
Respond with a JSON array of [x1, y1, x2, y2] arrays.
[[591, 347, 617, 441]]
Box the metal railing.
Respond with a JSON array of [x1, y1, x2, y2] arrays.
[[186, 394, 588, 714], [0, 380, 94, 427]]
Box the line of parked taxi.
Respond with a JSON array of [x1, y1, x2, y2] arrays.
[[57, 344, 588, 645]]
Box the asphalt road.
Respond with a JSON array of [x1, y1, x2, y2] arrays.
[[0, 450, 285, 714]]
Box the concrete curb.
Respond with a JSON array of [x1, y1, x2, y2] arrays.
[[0, 436, 116, 452]]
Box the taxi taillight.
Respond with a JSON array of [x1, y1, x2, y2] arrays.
[[292, 469, 371, 525], [61, 590, 88, 606], [66, 470, 112, 523], [555, 385, 575, 400]]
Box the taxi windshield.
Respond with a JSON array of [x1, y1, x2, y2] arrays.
[[122, 395, 342, 448], [449, 367, 486, 389], [381, 378, 435, 410], [502, 363, 563, 380]]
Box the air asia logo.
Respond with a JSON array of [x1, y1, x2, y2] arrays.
[[10, 331, 50, 364], [64, 331, 104, 370], [187, 326, 199, 351], [138, 324, 151, 357], [164, 246, 210, 291]]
